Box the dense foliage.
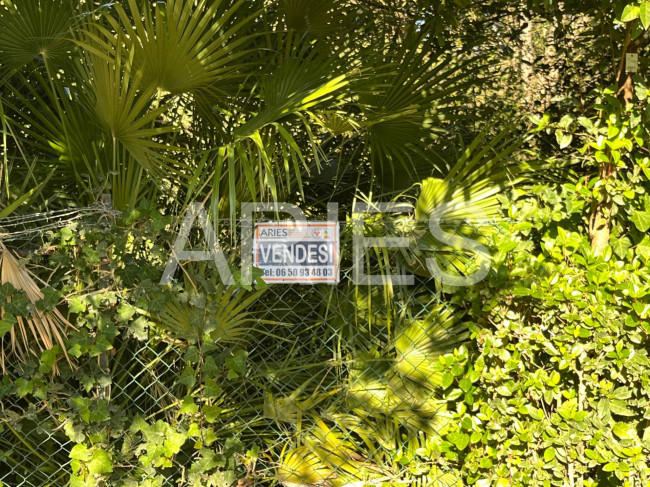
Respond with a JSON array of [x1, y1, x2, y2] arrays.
[[0, 0, 649, 486]]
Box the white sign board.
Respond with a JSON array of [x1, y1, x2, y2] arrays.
[[626, 53, 639, 73], [254, 222, 339, 284]]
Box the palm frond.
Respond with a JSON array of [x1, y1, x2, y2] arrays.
[[280, 0, 343, 38], [0, 243, 73, 372], [154, 283, 266, 346], [277, 419, 387, 487], [87, 0, 261, 97], [393, 305, 468, 387], [0, 0, 75, 70], [406, 129, 540, 283], [356, 27, 488, 187]]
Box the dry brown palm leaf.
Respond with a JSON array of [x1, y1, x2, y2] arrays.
[[0, 243, 74, 373]]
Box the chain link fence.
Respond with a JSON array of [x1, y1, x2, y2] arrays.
[[0, 213, 491, 487]]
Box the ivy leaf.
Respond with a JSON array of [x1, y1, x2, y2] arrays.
[[631, 210, 650, 232], [68, 296, 87, 314], [89, 400, 110, 423], [40, 287, 61, 310], [636, 236, 650, 261], [203, 405, 222, 423], [5, 292, 31, 316], [180, 395, 198, 414], [0, 315, 15, 338], [82, 247, 101, 265], [226, 350, 248, 379], [69, 444, 90, 461], [39, 345, 61, 374], [88, 449, 113, 475], [204, 378, 222, 397], [178, 366, 197, 389], [128, 316, 149, 341], [116, 303, 136, 322], [70, 397, 92, 423], [89, 335, 113, 357], [640, 1, 650, 28], [15, 378, 33, 398], [0, 282, 15, 301], [163, 431, 187, 456], [611, 236, 632, 258]]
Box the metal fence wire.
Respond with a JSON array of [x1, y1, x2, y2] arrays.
[[0, 214, 495, 487]]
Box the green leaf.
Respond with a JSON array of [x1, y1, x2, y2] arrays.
[[613, 421, 632, 439], [180, 395, 198, 414], [544, 447, 556, 462], [633, 302, 650, 319], [631, 210, 650, 232], [441, 372, 454, 389], [226, 350, 248, 378], [640, 1, 650, 28], [15, 378, 33, 398], [4, 292, 31, 316], [70, 397, 91, 423], [178, 366, 197, 389], [40, 287, 61, 309], [621, 4, 640, 22], [0, 282, 15, 301], [555, 130, 573, 149], [89, 400, 110, 423], [574, 411, 588, 422], [204, 378, 222, 397], [88, 449, 113, 475], [0, 319, 14, 338], [69, 444, 90, 461], [610, 399, 635, 416], [203, 405, 222, 423], [69, 297, 87, 314], [128, 316, 149, 341], [636, 236, 650, 261], [116, 303, 136, 322], [447, 432, 470, 451], [611, 236, 632, 258], [39, 345, 61, 374], [164, 431, 187, 456]]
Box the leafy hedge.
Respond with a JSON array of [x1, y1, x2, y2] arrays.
[[439, 93, 650, 486]]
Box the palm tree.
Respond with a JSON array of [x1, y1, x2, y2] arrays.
[[0, 0, 512, 214]]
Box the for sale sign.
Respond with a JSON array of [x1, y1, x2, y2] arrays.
[[253, 221, 339, 284]]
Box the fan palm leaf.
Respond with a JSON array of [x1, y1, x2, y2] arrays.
[[1, 27, 183, 209], [0, 0, 76, 70], [82, 0, 261, 98], [277, 418, 387, 487], [356, 27, 489, 187], [406, 128, 541, 283], [154, 283, 266, 346], [279, 0, 344, 38], [393, 305, 468, 387]]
